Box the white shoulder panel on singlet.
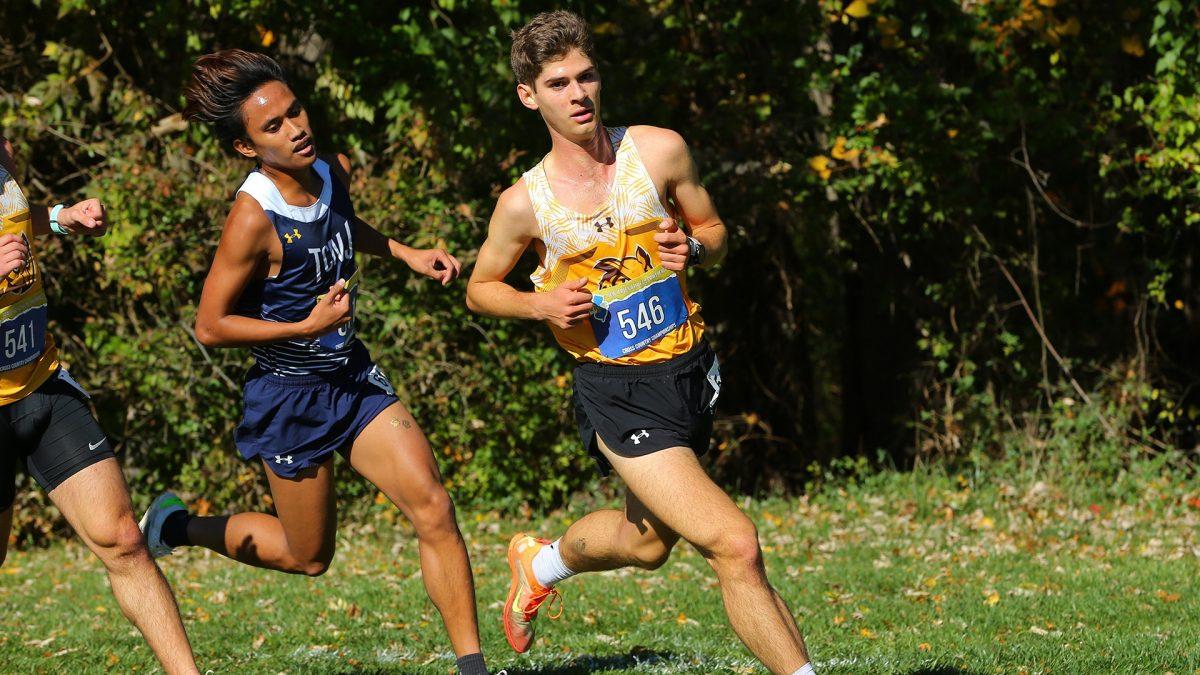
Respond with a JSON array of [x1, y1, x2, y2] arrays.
[[235, 158, 332, 222]]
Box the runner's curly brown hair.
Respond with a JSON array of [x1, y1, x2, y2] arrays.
[[510, 11, 595, 87]]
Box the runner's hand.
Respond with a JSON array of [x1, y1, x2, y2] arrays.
[[654, 217, 688, 271], [0, 233, 30, 277], [536, 277, 593, 329], [58, 198, 108, 237], [303, 279, 352, 337], [405, 247, 461, 285]]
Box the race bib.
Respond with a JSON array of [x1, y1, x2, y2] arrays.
[[589, 267, 688, 359], [316, 268, 360, 352], [0, 303, 48, 372]]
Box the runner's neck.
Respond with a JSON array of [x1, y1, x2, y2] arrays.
[[258, 163, 323, 208], [544, 123, 616, 187]]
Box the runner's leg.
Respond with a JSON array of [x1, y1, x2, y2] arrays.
[[347, 402, 481, 657], [597, 439, 810, 675], [558, 487, 680, 573], [0, 505, 11, 567], [49, 458, 199, 675], [185, 456, 337, 575]]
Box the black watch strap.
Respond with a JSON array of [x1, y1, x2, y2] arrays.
[[686, 236, 706, 267]]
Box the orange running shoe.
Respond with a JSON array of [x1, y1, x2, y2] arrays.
[[503, 532, 563, 653]]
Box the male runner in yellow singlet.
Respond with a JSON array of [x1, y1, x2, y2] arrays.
[[0, 134, 198, 673], [465, 11, 815, 675]]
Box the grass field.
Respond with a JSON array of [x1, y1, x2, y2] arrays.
[[2, 468, 1199, 673]]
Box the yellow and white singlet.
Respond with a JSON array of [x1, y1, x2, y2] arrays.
[[525, 126, 705, 365], [0, 165, 59, 405]]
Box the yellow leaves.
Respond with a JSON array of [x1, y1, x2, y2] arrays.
[[829, 0, 875, 24], [984, 590, 1000, 606], [859, 627, 876, 638], [555, 374, 569, 388], [831, 136, 860, 162], [833, 614, 847, 625], [1156, 589, 1182, 603], [844, 0, 871, 19], [918, 642, 931, 652], [1174, 299, 1185, 310], [374, 491, 388, 505], [947, 128, 960, 139], [675, 612, 699, 626], [1121, 35, 1145, 58], [979, 516, 995, 529], [1036, 0, 1057, 7], [808, 155, 832, 180], [256, 25, 276, 48]]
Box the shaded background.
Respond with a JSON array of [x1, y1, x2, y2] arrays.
[[2, 0, 1198, 541]]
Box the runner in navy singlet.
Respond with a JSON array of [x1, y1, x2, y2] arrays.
[[137, 50, 494, 675]]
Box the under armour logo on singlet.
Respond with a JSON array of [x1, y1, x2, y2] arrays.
[[275, 455, 293, 464], [630, 430, 650, 445], [593, 216, 614, 233], [283, 228, 302, 244]]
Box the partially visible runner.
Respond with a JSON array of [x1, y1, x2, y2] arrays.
[[138, 50, 493, 675], [465, 12, 814, 675], [0, 134, 199, 674]]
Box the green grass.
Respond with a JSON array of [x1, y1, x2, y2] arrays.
[[2, 468, 1200, 674]]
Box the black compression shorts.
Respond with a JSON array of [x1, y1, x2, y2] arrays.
[[573, 340, 722, 476], [0, 368, 114, 510]]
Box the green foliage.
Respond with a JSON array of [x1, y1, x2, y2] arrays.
[[3, 0, 1200, 539]]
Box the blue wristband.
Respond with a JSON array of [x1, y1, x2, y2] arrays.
[[49, 204, 68, 236]]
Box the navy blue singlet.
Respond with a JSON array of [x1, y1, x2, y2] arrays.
[[234, 159, 358, 376]]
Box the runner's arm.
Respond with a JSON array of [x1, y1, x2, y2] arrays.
[[194, 196, 350, 347], [639, 127, 728, 269], [466, 184, 593, 326], [1, 135, 107, 239], [326, 153, 460, 284]]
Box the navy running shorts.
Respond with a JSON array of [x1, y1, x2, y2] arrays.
[[0, 368, 114, 510], [235, 343, 400, 478], [573, 340, 721, 476]]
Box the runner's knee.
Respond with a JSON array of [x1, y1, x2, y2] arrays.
[[706, 520, 762, 574], [408, 487, 458, 540], [288, 549, 335, 576], [90, 515, 151, 571], [297, 557, 332, 577]]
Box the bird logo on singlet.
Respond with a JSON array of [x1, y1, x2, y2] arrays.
[[283, 228, 302, 244], [0, 233, 36, 298], [593, 245, 653, 290]]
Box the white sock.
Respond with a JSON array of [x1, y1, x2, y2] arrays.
[[530, 538, 576, 588], [792, 664, 815, 675]]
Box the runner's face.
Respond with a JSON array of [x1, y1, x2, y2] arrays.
[[233, 80, 317, 170], [520, 49, 601, 141]]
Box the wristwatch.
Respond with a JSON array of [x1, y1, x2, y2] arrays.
[[686, 235, 706, 267]]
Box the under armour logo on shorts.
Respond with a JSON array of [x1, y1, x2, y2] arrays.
[[275, 455, 293, 464], [630, 430, 650, 445]]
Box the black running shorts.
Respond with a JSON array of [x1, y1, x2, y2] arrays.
[[573, 340, 722, 475], [0, 368, 114, 510]]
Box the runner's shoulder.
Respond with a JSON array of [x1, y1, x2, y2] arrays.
[[492, 178, 539, 238], [224, 192, 276, 248], [626, 125, 689, 158]]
